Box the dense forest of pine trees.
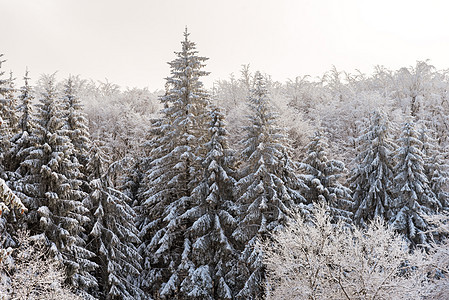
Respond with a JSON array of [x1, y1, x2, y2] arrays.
[[1, 31, 449, 299]]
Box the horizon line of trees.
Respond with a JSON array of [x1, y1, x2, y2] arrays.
[[1, 31, 449, 299]]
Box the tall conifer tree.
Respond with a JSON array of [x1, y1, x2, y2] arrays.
[[0, 65, 28, 251], [0, 55, 12, 173], [84, 146, 144, 299], [391, 121, 441, 246], [8, 70, 35, 178], [350, 111, 396, 226], [301, 131, 353, 223], [61, 76, 91, 166], [19, 74, 97, 290], [138, 29, 211, 299], [418, 125, 449, 210], [179, 106, 239, 299], [4, 71, 19, 136], [233, 72, 305, 299]]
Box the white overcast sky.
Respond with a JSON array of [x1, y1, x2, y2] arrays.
[[2, 0, 449, 90]]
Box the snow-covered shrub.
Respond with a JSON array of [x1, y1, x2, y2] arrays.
[[0, 230, 83, 300], [424, 212, 449, 298], [264, 204, 430, 300]]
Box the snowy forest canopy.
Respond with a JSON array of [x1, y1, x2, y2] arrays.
[[1, 30, 449, 299]]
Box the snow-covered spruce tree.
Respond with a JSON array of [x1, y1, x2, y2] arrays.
[[3, 72, 36, 247], [300, 131, 353, 224], [0, 179, 26, 224], [0, 177, 27, 261], [179, 106, 239, 299], [0, 66, 24, 257], [138, 29, 210, 299], [0, 55, 7, 95], [4, 71, 19, 136], [61, 76, 91, 168], [119, 158, 145, 210], [0, 70, 19, 169], [7, 69, 36, 178], [233, 72, 305, 299], [17, 70, 35, 135], [18, 74, 97, 291], [391, 121, 441, 246], [1, 79, 19, 156], [418, 125, 449, 211], [0, 55, 13, 173], [349, 111, 396, 226], [0, 86, 27, 262], [135, 115, 170, 298], [84, 146, 144, 300]]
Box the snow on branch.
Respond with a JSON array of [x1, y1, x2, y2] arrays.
[[0, 178, 26, 217]]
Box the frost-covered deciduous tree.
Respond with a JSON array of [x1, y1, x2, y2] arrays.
[[300, 131, 353, 223], [138, 29, 211, 299], [420, 70, 449, 148], [212, 65, 254, 147], [424, 212, 449, 298], [77, 79, 158, 163], [18, 74, 97, 291], [322, 66, 353, 103], [391, 121, 441, 246], [285, 75, 317, 115], [314, 86, 396, 164], [233, 72, 305, 299], [264, 204, 429, 300], [84, 146, 144, 300], [0, 230, 83, 300], [350, 111, 396, 226], [179, 106, 239, 299], [394, 61, 435, 118], [213, 67, 252, 111]]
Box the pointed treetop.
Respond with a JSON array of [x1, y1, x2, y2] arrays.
[[179, 26, 199, 56], [253, 71, 269, 97], [165, 29, 210, 85], [8, 70, 15, 83], [64, 75, 75, 94], [23, 68, 30, 83]]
